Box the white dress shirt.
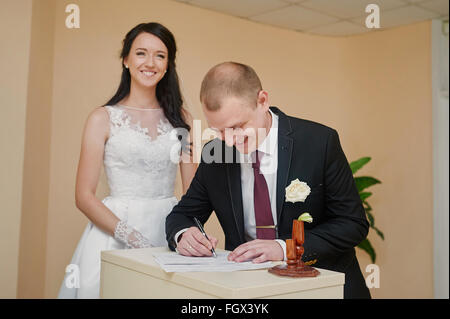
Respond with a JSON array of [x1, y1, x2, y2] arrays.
[[239, 109, 286, 259]]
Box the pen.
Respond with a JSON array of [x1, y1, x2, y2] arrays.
[[193, 217, 217, 258]]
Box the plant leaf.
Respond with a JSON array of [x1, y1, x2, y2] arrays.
[[366, 211, 375, 227], [358, 238, 376, 263], [362, 200, 372, 213], [365, 212, 384, 240], [359, 192, 372, 202], [350, 157, 371, 174], [373, 226, 385, 240], [355, 176, 381, 192]]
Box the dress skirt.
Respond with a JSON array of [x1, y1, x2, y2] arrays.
[[57, 195, 178, 299]]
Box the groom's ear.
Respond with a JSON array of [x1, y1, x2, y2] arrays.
[[256, 90, 269, 110]]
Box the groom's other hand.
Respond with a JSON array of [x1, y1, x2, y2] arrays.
[[177, 226, 218, 257], [228, 239, 283, 263]]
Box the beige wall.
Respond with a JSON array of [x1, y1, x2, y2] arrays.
[[17, 0, 56, 298], [1, 0, 433, 298], [0, 0, 32, 299], [343, 24, 433, 298]]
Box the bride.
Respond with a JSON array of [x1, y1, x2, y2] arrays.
[[58, 22, 197, 298]]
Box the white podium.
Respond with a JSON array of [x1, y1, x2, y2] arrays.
[[100, 247, 344, 299]]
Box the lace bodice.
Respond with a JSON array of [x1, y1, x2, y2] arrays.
[[104, 105, 181, 199]]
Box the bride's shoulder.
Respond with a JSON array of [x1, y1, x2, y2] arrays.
[[87, 106, 110, 124], [84, 106, 110, 140]]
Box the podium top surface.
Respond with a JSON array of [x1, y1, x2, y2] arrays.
[[101, 247, 344, 298]]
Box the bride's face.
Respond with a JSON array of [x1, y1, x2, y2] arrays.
[[124, 32, 168, 89]]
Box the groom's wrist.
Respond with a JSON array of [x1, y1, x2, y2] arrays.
[[174, 228, 189, 253], [274, 239, 287, 261]]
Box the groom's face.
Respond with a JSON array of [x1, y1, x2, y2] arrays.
[[202, 90, 270, 154]]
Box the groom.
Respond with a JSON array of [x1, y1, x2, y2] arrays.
[[165, 62, 371, 299]]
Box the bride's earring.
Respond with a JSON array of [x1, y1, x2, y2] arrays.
[[125, 65, 129, 69]]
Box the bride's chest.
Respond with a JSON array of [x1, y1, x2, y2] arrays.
[[104, 128, 181, 165]]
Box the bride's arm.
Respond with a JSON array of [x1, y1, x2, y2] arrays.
[[74, 106, 152, 248], [179, 111, 198, 194], [74, 107, 119, 236]]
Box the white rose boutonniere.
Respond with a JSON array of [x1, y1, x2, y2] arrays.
[[285, 179, 311, 203]]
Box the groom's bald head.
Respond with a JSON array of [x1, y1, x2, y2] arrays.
[[200, 62, 262, 111]]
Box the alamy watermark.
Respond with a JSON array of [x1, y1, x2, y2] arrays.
[[65, 3, 380, 30], [365, 4, 381, 29], [65, 4, 80, 29], [64, 264, 80, 289], [365, 263, 380, 289], [168, 119, 278, 174]]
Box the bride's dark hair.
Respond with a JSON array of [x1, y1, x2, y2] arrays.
[[105, 22, 190, 132]]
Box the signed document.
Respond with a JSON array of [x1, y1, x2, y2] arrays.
[[152, 251, 275, 272]]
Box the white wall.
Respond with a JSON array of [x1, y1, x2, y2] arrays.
[[432, 19, 449, 299]]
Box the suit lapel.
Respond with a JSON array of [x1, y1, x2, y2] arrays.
[[226, 149, 245, 243], [272, 107, 294, 222]]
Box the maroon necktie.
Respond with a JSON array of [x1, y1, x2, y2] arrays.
[[252, 150, 276, 239]]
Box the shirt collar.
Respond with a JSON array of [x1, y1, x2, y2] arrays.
[[240, 109, 278, 163], [257, 109, 278, 156]]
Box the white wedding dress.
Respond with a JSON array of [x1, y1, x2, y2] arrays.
[[58, 104, 181, 299]]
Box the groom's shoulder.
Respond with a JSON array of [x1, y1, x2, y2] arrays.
[[290, 116, 336, 135], [273, 107, 340, 149], [278, 109, 337, 138]]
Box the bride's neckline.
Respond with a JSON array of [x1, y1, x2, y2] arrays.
[[117, 104, 162, 111]]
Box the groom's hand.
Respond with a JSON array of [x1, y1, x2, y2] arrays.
[[177, 226, 218, 257], [228, 239, 283, 263]]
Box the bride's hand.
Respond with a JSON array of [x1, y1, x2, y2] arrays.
[[113, 220, 152, 249], [177, 226, 218, 257]]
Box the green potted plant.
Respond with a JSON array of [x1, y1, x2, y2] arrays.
[[350, 157, 384, 263]]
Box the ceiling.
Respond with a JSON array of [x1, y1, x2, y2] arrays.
[[173, 0, 449, 36]]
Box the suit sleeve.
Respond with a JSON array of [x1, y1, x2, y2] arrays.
[[302, 129, 369, 261], [165, 159, 214, 251]]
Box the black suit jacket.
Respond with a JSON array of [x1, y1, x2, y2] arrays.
[[166, 107, 371, 299]]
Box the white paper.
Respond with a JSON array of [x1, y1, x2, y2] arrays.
[[152, 251, 275, 272]]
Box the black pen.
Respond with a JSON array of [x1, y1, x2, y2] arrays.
[[193, 217, 217, 258]]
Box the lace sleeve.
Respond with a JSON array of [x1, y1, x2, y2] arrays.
[[114, 220, 152, 249]]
